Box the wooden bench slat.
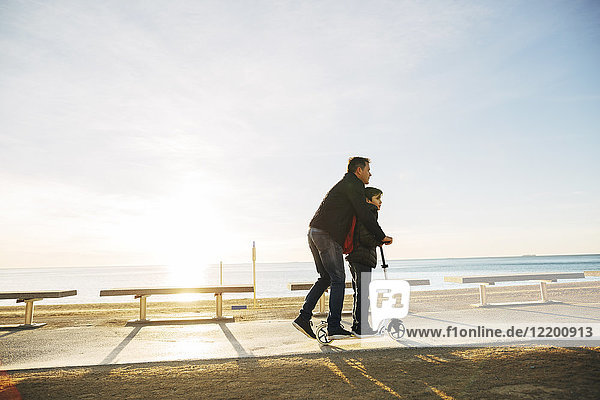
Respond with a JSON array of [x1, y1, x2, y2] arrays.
[[100, 286, 254, 297], [288, 279, 429, 291], [0, 290, 77, 300], [444, 272, 585, 284]]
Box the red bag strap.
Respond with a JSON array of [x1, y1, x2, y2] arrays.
[[342, 216, 357, 254]]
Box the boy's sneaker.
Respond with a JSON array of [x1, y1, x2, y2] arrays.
[[352, 326, 378, 338], [292, 316, 316, 340], [327, 326, 353, 339]]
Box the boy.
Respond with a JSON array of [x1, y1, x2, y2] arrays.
[[346, 186, 383, 337]]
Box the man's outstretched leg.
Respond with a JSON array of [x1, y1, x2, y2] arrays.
[[300, 228, 351, 339], [292, 229, 330, 339]]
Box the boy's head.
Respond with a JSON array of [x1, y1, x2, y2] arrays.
[[365, 187, 383, 210]]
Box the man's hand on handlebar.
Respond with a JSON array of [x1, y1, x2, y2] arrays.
[[382, 236, 393, 245]]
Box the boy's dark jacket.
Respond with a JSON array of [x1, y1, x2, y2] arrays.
[[310, 173, 386, 246], [346, 203, 380, 269]]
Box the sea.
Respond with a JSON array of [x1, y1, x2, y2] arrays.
[[1, 254, 599, 305]]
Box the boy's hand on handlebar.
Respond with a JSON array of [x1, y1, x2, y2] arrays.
[[382, 236, 393, 245]]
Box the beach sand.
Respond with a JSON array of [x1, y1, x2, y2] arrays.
[[1, 281, 600, 399]]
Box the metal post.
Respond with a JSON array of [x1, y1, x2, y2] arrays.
[[139, 295, 148, 321], [479, 284, 487, 306], [216, 293, 223, 318], [220, 261, 223, 285], [540, 281, 548, 302], [252, 241, 257, 307], [24, 299, 35, 325]]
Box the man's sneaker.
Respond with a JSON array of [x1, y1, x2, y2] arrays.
[[327, 326, 353, 339], [292, 316, 316, 340], [352, 326, 378, 338]]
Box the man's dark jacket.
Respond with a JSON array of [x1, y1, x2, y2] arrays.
[[310, 172, 386, 246]]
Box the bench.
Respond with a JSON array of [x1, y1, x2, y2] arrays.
[[99, 286, 254, 324], [0, 290, 77, 328], [444, 272, 586, 306], [288, 279, 430, 315]]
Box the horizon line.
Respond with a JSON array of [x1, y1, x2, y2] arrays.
[[2, 252, 599, 269]]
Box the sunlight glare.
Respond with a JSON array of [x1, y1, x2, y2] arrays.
[[131, 182, 228, 288]]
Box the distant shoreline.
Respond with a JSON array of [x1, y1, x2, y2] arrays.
[[2, 253, 599, 269]]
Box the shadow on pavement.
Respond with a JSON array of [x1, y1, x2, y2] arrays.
[[101, 326, 142, 364], [218, 323, 254, 358]]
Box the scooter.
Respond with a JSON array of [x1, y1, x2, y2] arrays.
[[315, 246, 410, 345]]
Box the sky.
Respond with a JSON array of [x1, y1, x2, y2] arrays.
[[1, 0, 599, 269]]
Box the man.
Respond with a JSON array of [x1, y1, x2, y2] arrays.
[[293, 157, 393, 339]]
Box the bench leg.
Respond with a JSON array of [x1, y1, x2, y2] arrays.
[[24, 299, 35, 325], [139, 295, 148, 321], [319, 294, 326, 313], [479, 284, 488, 306], [215, 294, 223, 318], [539, 281, 548, 302]]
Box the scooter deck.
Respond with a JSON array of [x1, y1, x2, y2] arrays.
[[319, 331, 385, 345], [330, 333, 382, 339]]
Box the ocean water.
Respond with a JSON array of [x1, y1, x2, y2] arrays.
[[1, 254, 599, 305]]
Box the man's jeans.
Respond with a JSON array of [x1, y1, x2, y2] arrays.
[[349, 262, 372, 330], [300, 228, 346, 328]]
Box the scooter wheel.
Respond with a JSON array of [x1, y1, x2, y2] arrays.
[[386, 319, 406, 342], [315, 322, 332, 345]]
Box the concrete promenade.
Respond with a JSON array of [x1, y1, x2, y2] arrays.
[[2, 301, 599, 371]]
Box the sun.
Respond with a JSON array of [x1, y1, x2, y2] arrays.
[[121, 183, 228, 286]]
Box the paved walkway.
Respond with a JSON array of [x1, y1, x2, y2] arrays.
[[2, 302, 599, 371]]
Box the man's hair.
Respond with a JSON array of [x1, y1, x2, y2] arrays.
[[365, 187, 382, 200], [347, 156, 371, 173]]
